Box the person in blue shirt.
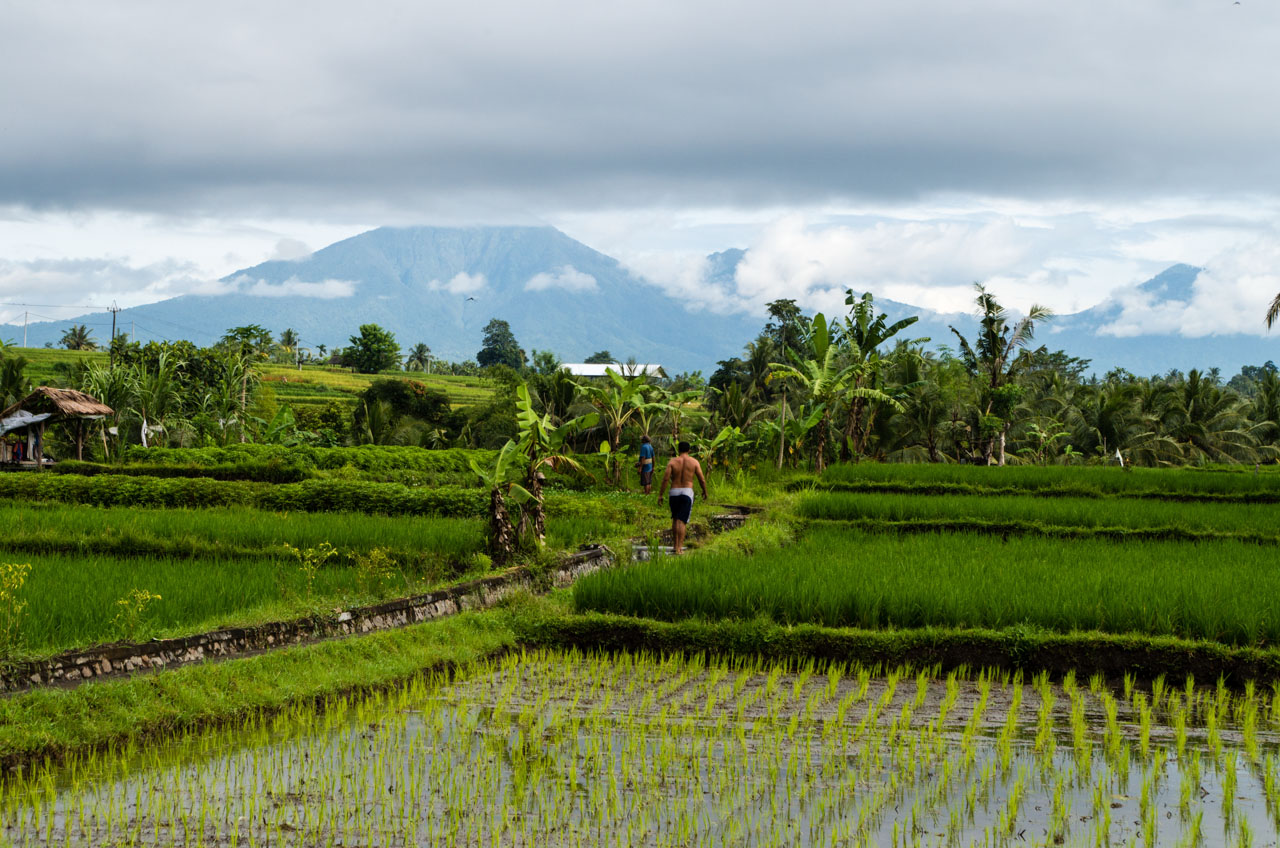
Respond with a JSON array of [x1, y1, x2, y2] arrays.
[[637, 435, 656, 493]]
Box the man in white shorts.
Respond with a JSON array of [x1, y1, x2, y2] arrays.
[[656, 441, 709, 555]]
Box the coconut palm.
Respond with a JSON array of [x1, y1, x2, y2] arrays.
[[405, 343, 432, 372], [0, 349, 30, 409], [949, 284, 1052, 465], [129, 350, 183, 447], [59, 324, 97, 351]]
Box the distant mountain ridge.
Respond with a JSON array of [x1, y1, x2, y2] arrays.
[[7, 227, 1279, 376]]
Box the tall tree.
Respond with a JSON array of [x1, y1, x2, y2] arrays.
[[346, 324, 400, 374], [838, 291, 921, 461], [583, 350, 614, 364], [949, 284, 1052, 465], [477, 319, 526, 370], [768, 313, 849, 473], [405, 343, 432, 372], [59, 325, 98, 351]]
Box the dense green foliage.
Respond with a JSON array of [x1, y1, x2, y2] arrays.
[[344, 323, 402, 374]]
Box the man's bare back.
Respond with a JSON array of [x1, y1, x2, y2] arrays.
[[657, 444, 708, 555], [662, 454, 707, 493]]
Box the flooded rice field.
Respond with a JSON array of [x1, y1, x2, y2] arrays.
[[5, 650, 1280, 846]]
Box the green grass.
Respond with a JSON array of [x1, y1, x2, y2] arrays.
[[797, 490, 1280, 539], [574, 526, 1280, 646], [8, 543, 493, 656], [0, 501, 484, 562], [819, 462, 1280, 498], [7, 346, 105, 386]]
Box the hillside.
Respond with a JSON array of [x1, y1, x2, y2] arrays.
[[7, 228, 1280, 375], [8, 227, 763, 374]]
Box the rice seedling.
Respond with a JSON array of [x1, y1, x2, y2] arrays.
[[3, 649, 1277, 846]]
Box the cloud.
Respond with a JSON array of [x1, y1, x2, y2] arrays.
[[524, 265, 598, 293], [1100, 240, 1280, 339], [4, 2, 1280, 215], [269, 238, 312, 261], [232, 275, 355, 299], [622, 214, 1158, 321], [428, 272, 487, 295]]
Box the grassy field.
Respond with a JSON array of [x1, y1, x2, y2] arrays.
[[0, 501, 484, 561], [5, 348, 493, 410], [575, 525, 1280, 645], [819, 461, 1280, 498], [796, 489, 1280, 539]]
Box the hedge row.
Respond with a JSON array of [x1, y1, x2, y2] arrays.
[[514, 609, 1280, 686], [53, 460, 311, 484], [122, 444, 496, 474], [0, 474, 486, 517]]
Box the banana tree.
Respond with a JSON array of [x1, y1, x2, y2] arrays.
[[576, 368, 651, 483], [839, 291, 923, 461], [513, 382, 598, 544], [467, 440, 532, 566], [768, 313, 852, 473]]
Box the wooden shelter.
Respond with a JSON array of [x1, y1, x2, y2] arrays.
[[0, 387, 114, 466]]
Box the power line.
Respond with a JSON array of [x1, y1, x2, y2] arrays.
[[0, 301, 110, 309]]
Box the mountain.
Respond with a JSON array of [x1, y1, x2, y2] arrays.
[[7, 226, 765, 374], [8, 228, 1280, 376]]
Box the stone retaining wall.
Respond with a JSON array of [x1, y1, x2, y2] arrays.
[[1, 545, 614, 694]]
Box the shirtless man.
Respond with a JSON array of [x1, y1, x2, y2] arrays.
[[656, 441, 709, 555]]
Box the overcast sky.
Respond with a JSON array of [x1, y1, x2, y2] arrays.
[[3, 0, 1280, 337]]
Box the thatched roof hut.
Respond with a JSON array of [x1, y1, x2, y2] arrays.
[[1, 387, 114, 465], [1, 387, 114, 421]]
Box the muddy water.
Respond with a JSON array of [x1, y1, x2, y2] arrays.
[[4, 653, 1280, 846]]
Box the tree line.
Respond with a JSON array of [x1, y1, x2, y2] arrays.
[[10, 286, 1280, 468]]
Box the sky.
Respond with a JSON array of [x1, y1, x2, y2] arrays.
[[3, 0, 1280, 339]]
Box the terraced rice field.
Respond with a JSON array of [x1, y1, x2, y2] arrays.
[[796, 491, 1280, 540], [6, 650, 1279, 847]]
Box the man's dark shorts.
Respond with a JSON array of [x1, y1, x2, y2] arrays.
[[640, 467, 653, 487], [669, 493, 693, 524]]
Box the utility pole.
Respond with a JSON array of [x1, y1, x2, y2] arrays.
[[108, 302, 121, 368], [22, 311, 27, 347]]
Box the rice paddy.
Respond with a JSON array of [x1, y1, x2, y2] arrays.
[[796, 491, 1280, 540], [574, 527, 1280, 646], [819, 463, 1280, 499], [6, 649, 1280, 847]]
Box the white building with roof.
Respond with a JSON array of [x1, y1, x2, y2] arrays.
[[561, 363, 667, 379]]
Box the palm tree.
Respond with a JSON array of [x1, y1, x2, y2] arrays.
[[129, 350, 183, 447], [949, 284, 1052, 465], [0, 348, 30, 408], [405, 343, 432, 372], [59, 325, 98, 351], [1156, 370, 1269, 463]]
